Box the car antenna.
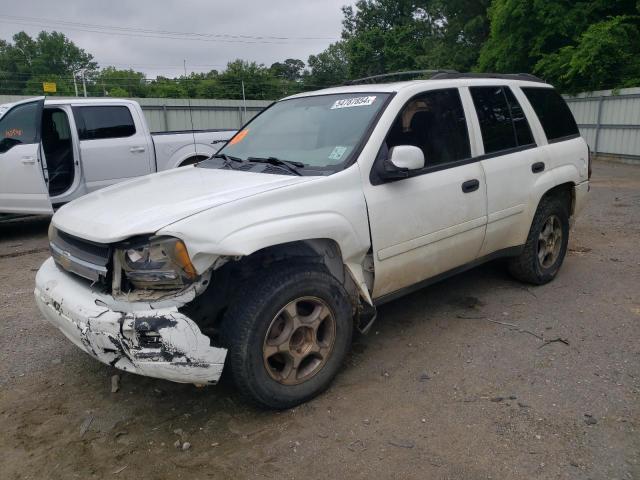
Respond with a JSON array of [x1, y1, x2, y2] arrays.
[[183, 59, 198, 160]]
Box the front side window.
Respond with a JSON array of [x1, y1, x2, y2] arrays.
[[521, 87, 579, 142], [73, 106, 136, 140], [0, 101, 39, 152], [214, 93, 390, 171], [385, 88, 471, 167], [471, 86, 534, 155]]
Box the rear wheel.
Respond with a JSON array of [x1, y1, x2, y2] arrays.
[[508, 195, 570, 285], [221, 264, 353, 409]]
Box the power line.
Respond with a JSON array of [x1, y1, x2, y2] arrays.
[[0, 14, 337, 44]]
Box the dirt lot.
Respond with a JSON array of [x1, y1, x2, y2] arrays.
[[0, 160, 638, 480]]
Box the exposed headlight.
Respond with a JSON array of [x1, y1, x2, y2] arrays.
[[117, 236, 197, 290]]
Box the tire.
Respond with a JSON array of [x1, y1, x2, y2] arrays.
[[508, 194, 570, 285], [220, 263, 353, 409]]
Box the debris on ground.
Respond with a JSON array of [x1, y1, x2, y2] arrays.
[[347, 439, 366, 452], [539, 337, 570, 348], [110, 375, 120, 393], [584, 414, 597, 425], [79, 415, 93, 437], [388, 438, 415, 449], [112, 465, 127, 475]]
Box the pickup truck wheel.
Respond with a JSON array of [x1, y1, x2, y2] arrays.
[[221, 264, 353, 409], [508, 195, 570, 285]]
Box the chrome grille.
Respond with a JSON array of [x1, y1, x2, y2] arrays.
[[49, 228, 110, 282]]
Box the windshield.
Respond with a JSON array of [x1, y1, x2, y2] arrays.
[[213, 93, 390, 172]]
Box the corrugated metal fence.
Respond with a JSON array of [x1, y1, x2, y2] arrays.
[[564, 87, 640, 161], [135, 98, 272, 132], [0, 95, 272, 132]]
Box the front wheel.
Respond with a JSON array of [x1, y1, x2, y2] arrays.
[[221, 264, 353, 409], [508, 195, 570, 285]]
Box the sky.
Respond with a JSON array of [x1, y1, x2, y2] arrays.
[[0, 0, 353, 77]]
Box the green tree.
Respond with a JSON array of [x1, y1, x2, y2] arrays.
[[340, 0, 491, 78], [535, 16, 640, 92], [477, 0, 640, 91], [270, 59, 305, 81], [305, 41, 350, 87], [216, 59, 277, 99], [0, 30, 97, 95], [96, 67, 147, 97]]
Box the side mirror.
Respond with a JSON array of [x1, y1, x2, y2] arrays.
[[378, 145, 425, 181], [389, 145, 425, 171]]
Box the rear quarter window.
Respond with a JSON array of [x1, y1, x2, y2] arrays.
[[521, 88, 579, 142], [73, 106, 136, 140]]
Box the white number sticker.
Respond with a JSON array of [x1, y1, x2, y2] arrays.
[[331, 96, 377, 109]]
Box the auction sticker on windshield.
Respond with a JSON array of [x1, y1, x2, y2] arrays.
[[331, 96, 377, 109]]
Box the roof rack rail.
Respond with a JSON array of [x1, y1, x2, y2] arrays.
[[343, 69, 459, 85], [429, 72, 546, 83]]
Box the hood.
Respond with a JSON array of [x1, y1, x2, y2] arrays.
[[53, 167, 316, 243]]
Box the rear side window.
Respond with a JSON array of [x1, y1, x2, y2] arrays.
[[521, 87, 579, 142], [385, 88, 471, 167], [470, 86, 534, 155], [504, 88, 534, 146], [73, 106, 136, 140]]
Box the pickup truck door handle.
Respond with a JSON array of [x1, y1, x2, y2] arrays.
[[531, 161, 545, 173], [461, 179, 480, 193], [21, 156, 36, 165], [129, 146, 146, 153]]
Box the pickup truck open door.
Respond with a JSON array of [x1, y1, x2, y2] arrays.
[[0, 97, 53, 214]]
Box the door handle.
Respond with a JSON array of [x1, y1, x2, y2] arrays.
[[21, 156, 36, 165], [461, 179, 480, 193], [531, 162, 545, 173], [130, 146, 146, 153]]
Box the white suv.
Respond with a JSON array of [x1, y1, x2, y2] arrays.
[[35, 73, 590, 408]]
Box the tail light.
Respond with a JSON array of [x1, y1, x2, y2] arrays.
[[588, 148, 593, 180]]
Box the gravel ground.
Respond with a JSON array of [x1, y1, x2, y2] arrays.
[[0, 160, 638, 480]]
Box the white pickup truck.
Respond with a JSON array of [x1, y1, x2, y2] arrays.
[[35, 73, 590, 409], [0, 97, 235, 215]]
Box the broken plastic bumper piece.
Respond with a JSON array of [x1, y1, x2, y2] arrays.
[[34, 257, 226, 384]]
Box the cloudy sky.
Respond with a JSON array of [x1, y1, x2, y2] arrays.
[[0, 0, 353, 77]]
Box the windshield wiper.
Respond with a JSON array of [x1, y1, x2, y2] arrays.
[[246, 156, 304, 176], [211, 153, 244, 168]]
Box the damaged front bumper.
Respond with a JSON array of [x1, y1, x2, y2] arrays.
[[34, 257, 227, 384]]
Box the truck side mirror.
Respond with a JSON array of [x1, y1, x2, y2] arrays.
[[389, 145, 425, 171], [378, 145, 425, 181]]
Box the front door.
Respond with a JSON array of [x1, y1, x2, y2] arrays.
[[0, 97, 53, 214], [363, 88, 487, 299]]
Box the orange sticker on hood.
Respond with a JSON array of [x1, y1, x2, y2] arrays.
[[229, 129, 249, 145]]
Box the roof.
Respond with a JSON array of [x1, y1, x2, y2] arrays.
[[284, 77, 553, 100], [43, 97, 138, 106]]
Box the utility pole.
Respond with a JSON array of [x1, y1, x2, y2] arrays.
[[73, 74, 78, 97], [81, 70, 87, 97], [241, 79, 247, 124]]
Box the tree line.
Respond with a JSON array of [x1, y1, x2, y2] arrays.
[[1, 1, 638, 99]]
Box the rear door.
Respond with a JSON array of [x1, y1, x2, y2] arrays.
[[468, 85, 545, 255], [0, 97, 53, 214], [72, 104, 154, 192]]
